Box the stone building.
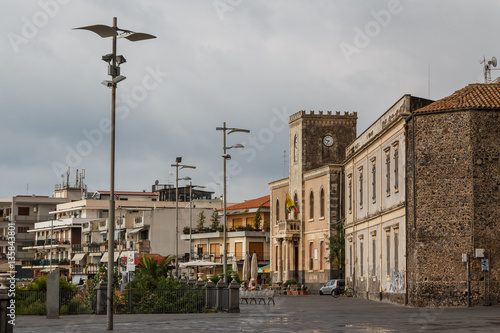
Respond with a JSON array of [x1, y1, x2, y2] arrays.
[[343, 95, 433, 304], [269, 110, 357, 291], [406, 83, 500, 306]]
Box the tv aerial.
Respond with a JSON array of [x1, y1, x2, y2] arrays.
[[481, 55, 498, 83]]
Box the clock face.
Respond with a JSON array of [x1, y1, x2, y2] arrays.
[[323, 135, 334, 147]]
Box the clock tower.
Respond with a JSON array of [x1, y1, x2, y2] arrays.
[[288, 110, 357, 216]]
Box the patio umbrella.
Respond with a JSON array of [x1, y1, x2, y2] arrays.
[[242, 253, 250, 283], [250, 252, 258, 288]]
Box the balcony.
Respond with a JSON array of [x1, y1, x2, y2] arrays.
[[275, 219, 301, 239], [21, 258, 71, 268], [115, 218, 125, 229], [86, 243, 101, 253], [13, 215, 53, 222], [98, 219, 108, 232], [85, 264, 100, 275], [72, 244, 84, 253], [71, 265, 85, 275], [24, 239, 71, 250], [82, 221, 92, 233], [134, 239, 150, 253], [133, 217, 144, 228]]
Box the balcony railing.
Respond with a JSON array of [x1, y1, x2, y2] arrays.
[[22, 259, 71, 267], [276, 219, 301, 238], [71, 265, 85, 275], [14, 215, 53, 222], [30, 239, 70, 247], [87, 243, 101, 253], [72, 244, 84, 253]]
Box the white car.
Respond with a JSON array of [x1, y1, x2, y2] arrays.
[[319, 279, 345, 295]]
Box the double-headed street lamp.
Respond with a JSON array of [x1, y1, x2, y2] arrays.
[[171, 157, 196, 277], [74, 17, 155, 331], [216, 122, 250, 283]]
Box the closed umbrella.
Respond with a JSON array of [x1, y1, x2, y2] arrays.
[[250, 252, 258, 288], [242, 253, 250, 283]]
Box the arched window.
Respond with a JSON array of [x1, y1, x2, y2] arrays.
[[309, 190, 314, 219], [293, 135, 298, 162], [275, 199, 280, 222], [320, 187, 325, 218], [320, 241, 324, 270]]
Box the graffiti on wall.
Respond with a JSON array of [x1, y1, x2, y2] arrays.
[[389, 269, 405, 293]]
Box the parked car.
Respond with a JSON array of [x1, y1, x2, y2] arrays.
[[319, 279, 345, 295]]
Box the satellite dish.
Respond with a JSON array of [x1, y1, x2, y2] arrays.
[[155, 180, 159, 185], [491, 57, 497, 67]]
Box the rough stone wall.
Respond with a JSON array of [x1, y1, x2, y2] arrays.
[[406, 110, 500, 307], [301, 113, 357, 172], [470, 111, 500, 306]]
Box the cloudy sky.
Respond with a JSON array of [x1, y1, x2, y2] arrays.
[[1, 0, 498, 202]]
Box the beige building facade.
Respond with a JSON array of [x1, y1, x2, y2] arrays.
[[270, 110, 357, 291]]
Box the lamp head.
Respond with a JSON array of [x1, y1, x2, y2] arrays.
[[176, 157, 182, 163], [102, 54, 113, 63]]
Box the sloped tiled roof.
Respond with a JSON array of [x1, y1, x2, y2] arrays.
[[414, 83, 500, 113], [222, 195, 270, 212]]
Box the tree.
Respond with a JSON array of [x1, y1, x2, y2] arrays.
[[326, 218, 345, 278], [253, 207, 263, 230], [197, 211, 206, 230], [210, 210, 220, 230], [263, 220, 270, 232], [132, 254, 174, 289]]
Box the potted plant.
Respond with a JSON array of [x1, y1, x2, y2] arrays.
[[183, 226, 191, 234]]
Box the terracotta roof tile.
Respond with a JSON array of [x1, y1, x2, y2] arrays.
[[222, 195, 270, 212], [414, 83, 500, 113]]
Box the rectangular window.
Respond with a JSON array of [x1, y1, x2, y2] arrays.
[[394, 146, 399, 191], [309, 242, 314, 270], [394, 232, 399, 271], [348, 175, 352, 213], [360, 241, 364, 276], [349, 243, 353, 277], [18, 207, 30, 216], [385, 149, 391, 195], [371, 159, 376, 202], [386, 232, 391, 275], [18, 227, 29, 233], [320, 241, 324, 270], [232, 218, 243, 228], [359, 168, 363, 208], [372, 237, 376, 276]]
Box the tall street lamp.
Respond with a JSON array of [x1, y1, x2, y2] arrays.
[[171, 157, 195, 277], [74, 17, 155, 331], [216, 122, 250, 283], [188, 182, 206, 260]]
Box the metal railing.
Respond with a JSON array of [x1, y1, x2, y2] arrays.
[[60, 289, 96, 314], [15, 290, 47, 315], [72, 244, 84, 253], [21, 259, 71, 267]]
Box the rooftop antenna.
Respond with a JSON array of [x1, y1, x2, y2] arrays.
[[481, 55, 497, 83]]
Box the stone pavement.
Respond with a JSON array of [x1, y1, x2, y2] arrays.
[[14, 295, 500, 332]]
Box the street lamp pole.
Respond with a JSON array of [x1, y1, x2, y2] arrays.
[[74, 17, 155, 331], [189, 182, 206, 260], [171, 158, 195, 277], [216, 122, 250, 283]]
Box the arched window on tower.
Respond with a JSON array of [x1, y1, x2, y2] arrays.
[[275, 199, 280, 222], [320, 187, 325, 218], [309, 190, 314, 220]]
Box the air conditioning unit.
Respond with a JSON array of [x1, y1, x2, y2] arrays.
[[33, 207, 37, 213]]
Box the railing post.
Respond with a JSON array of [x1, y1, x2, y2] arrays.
[[127, 288, 132, 314], [228, 273, 240, 313], [205, 274, 216, 310], [95, 274, 107, 315], [216, 273, 227, 311]]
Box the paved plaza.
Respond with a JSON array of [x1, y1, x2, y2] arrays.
[[14, 295, 500, 332]]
